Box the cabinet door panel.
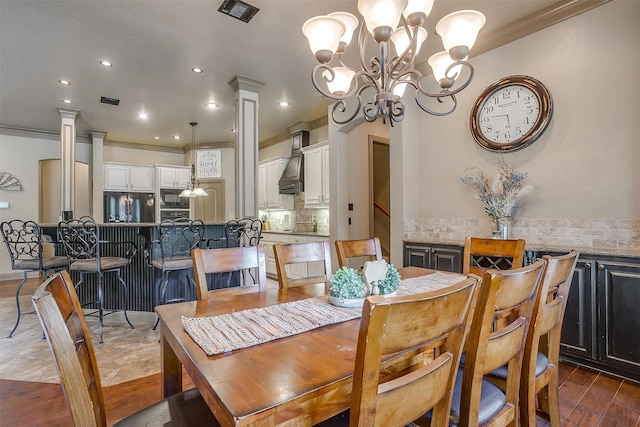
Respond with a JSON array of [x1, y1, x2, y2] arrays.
[[403, 245, 430, 269], [130, 166, 154, 191], [304, 148, 323, 206], [560, 260, 597, 360], [174, 168, 191, 188], [432, 248, 462, 273], [599, 261, 640, 379], [104, 164, 129, 190]]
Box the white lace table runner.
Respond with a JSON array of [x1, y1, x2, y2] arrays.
[[183, 271, 466, 355]]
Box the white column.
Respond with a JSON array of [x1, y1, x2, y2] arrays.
[[228, 75, 264, 219], [91, 131, 106, 222], [58, 107, 79, 220]]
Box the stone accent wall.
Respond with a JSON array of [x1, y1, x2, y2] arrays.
[[404, 218, 640, 257]]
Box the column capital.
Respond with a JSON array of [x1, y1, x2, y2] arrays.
[[57, 107, 80, 120], [90, 130, 107, 140], [227, 75, 265, 93]]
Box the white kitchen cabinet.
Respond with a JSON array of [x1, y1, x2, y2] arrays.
[[258, 157, 294, 210], [303, 143, 329, 208], [157, 166, 191, 189], [261, 233, 329, 280], [104, 163, 154, 192]]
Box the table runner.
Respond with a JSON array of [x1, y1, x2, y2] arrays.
[[183, 271, 466, 355]]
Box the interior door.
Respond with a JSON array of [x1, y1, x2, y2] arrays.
[[369, 136, 390, 259], [192, 180, 225, 223]]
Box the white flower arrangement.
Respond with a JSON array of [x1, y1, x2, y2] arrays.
[[459, 157, 534, 219]]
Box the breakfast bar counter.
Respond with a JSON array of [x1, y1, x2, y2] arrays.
[[40, 222, 228, 312]]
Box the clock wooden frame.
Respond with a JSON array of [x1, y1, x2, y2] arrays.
[[470, 75, 553, 152]]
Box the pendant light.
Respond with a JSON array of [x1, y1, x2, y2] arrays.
[[179, 122, 208, 198]]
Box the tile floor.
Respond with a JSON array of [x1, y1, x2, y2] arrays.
[[0, 279, 280, 386]]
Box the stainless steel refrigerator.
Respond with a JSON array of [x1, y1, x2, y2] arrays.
[[104, 192, 155, 223]]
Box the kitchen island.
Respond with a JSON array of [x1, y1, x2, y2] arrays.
[[41, 222, 228, 312]]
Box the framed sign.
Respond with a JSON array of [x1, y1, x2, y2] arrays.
[[196, 149, 222, 179]]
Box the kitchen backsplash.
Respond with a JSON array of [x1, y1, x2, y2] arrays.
[[404, 218, 640, 257], [259, 193, 329, 234]]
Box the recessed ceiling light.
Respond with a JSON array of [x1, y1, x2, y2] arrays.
[[154, 136, 160, 140], [206, 102, 219, 109], [278, 101, 290, 107], [173, 135, 182, 140], [59, 80, 71, 85], [192, 67, 203, 73], [62, 99, 73, 104], [99, 60, 113, 67], [138, 112, 149, 119]]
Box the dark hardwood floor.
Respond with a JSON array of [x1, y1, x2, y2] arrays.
[[1, 278, 639, 426]]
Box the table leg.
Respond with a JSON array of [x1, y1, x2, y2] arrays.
[[161, 326, 182, 398]]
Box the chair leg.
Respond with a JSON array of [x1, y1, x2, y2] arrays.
[[117, 272, 134, 330], [153, 272, 170, 331], [7, 271, 29, 338]]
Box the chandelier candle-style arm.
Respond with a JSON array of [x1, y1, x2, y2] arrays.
[[302, 0, 485, 125]]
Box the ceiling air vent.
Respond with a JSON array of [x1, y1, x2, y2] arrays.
[[218, 0, 259, 23], [100, 96, 120, 106]]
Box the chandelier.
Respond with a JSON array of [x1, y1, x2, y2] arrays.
[[302, 0, 485, 125], [179, 122, 208, 198]]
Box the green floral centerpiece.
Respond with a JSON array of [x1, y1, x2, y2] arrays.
[[329, 267, 368, 306], [376, 263, 401, 295]]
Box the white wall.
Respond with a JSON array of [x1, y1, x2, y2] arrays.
[[403, 1, 639, 222], [104, 144, 184, 165], [0, 132, 92, 277]]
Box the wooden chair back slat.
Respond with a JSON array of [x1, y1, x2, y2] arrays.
[[458, 259, 546, 427], [351, 277, 478, 427], [463, 236, 526, 276], [519, 251, 579, 427], [335, 238, 383, 269], [32, 271, 106, 427], [192, 246, 267, 301], [273, 241, 332, 289]]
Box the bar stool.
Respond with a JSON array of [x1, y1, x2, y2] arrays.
[[1, 219, 68, 338], [151, 218, 205, 328], [57, 216, 135, 343]]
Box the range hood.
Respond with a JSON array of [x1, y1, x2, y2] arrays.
[[278, 124, 309, 194]]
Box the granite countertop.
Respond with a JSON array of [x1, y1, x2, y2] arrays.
[[262, 230, 330, 238]]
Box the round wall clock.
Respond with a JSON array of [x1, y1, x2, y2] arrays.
[[470, 75, 553, 152]]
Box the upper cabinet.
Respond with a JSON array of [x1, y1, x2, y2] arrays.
[[157, 166, 191, 189], [104, 163, 154, 192], [303, 142, 329, 208], [258, 157, 293, 210]]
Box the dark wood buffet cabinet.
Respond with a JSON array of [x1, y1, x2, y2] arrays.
[[403, 241, 640, 383]]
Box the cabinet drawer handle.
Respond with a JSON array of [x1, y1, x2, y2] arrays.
[[584, 263, 591, 268]]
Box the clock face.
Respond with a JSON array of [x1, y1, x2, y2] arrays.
[[478, 85, 540, 145], [470, 75, 553, 152]]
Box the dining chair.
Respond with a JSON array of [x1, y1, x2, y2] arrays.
[[192, 245, 267, 301], [442, 259, 547, 427], [32, 270, 219, 426], [487, 251, 579, 427], [462, 236, 526, 276], [334, 237, 383, 269], [1, 219, 69, 338], [57, 216, 135, 343], [318, 277, 478, 427], [152, 218, 205, 309], [273, 240, 332, 289]]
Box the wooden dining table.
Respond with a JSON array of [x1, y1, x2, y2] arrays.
[[155, 266, 438, 426]]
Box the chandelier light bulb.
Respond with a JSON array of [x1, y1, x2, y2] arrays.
[[302, 16, 346, 63], [390, 26, 428, 58], [328, 12, 359, 48], [323, 67, 356, 95], [428, 51, 465, 88], [357, 0, 408, 42], [436, 10, 486, 54], [403, 0, 434, 25]]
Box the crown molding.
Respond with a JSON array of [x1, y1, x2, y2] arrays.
[[0, 125, 90, 144], [472, 0, 612, 57], [260, 115, 328, 149]]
